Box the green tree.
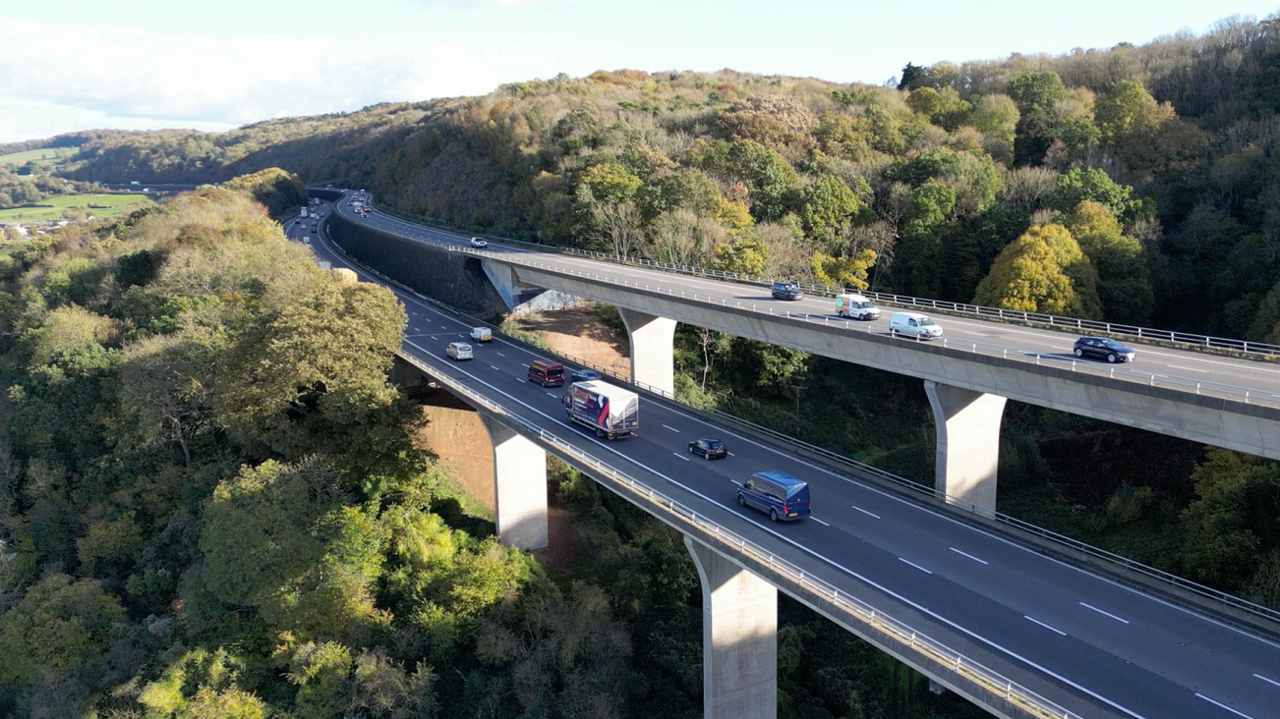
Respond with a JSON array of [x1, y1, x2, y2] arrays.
[[968, 94, 1020, 162], [895, 180, 956, 297], [723, 140, 797, 221], [1048, 168, 1133, 217], [798, 174, 862, 247], [1181, 450, 1280, 591], [0, 573, 124, 686], [579, 162, 642, 204], [1066, 201, 1153, 323]]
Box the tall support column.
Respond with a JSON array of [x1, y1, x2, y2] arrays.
[[924, 380, 1007, 518], [685, 537, 777, 719], [617, 307, 676, 396], [478, 414, 548, 550]]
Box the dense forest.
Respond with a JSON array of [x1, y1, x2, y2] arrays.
[[0, 185, 988, 718]]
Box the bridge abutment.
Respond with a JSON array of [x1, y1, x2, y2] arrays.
[[925, 381, 1007, 518], [617, 308, 676, 396], [478, 415, 549, 550], [685, 537, 777, 719]]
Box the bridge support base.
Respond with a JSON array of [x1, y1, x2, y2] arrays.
[[925, 381, 1007, 518], [617, 308, 676, 396], [478, 415, 548, 550], [686, 537, 777, 719]]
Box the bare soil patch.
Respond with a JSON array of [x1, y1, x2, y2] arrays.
[[516, 308, 631, 376]]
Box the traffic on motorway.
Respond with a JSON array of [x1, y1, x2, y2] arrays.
[[338, 196, 1280, 398], [305, 194, 1280, 719]]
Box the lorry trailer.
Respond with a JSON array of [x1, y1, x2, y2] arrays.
[[562, 380, 639, 440]]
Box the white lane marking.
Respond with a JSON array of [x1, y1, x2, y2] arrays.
[[545, 392, 556, 397], [411, 311, 417, 316], [727, 452, 735, 456], [430, 336, 437, 341], [1167, 364, 1208, 373], [496, 352, 506, 357], [1255, 673, 1280, 688], [898, 557, 932, 574], [1079, 602, 1129, 624], [674, 453, 690, 462], [1024, 615, 1067, 636], [850, 505, 881, 519], [366, 258, 1154, 719], [1196, 693, 1255, 718], [730, 480, 742, 487], [949, 547, 988, 565], [662, 424, 680, 433], [810, 517, 830, 527], [489, 365, 500, 371]]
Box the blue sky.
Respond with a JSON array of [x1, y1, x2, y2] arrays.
[[2, 0, 1277, 143]]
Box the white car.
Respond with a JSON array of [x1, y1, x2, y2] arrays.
[[446, 342, 473, 361], [469, 327, 492, 343], [470, 237, 488, 248]]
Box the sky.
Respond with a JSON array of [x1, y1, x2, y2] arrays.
[[2, 0, 1278, 144]]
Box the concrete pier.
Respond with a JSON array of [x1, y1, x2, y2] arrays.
[[617, 307, 677, 396], [924, 381, 1007, 518], [686, 537, 777, 719], [478, 414, 549, 550]]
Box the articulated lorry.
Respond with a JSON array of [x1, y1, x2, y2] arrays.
[[562, 380, 639, 440]]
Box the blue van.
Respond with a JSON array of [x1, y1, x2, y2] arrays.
[[738, 471, 811, 522]]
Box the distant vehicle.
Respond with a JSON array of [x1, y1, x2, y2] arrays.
[[771, 281, 803, 300], [889, 311, 942, 340], [1073, 337, 1135, 363], [834, 293, 880, 320], [470, 237, 488, 248], [303, 238, 311, 246], [469, 327, 492, 343], [688, 438, 728, 460], [738, 471, 810, 522], [130, 180, 140, 185], [527, 359, 564, 387], [300, 206, 309, 217], [563, 380, 639, 440], [570, 368, 601, 383], [446, 342, 473, 361]]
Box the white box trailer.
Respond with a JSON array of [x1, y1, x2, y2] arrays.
[[562, 380, 639, 440]]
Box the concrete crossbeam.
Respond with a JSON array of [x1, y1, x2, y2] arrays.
[[686, 536, 777, 719], [925, 381, 1007, 517], [478, 414, 549, 550], [617, 307, 677, 397]]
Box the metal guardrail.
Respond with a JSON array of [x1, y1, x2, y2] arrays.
[[363, 194, 1280, 361], [394, 350, 1087, 719]]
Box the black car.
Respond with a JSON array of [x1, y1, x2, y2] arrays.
[[771, 281, 803, 300], [688, 438, 728, 459], [1073, 336, 1136, 363], [570, 368, 601, 383]]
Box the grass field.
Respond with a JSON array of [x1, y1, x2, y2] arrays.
[[0, 193, 149, 221], [0, 146, 80, 167]]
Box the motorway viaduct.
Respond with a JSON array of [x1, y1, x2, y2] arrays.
[[310, 193, 1280, 719]]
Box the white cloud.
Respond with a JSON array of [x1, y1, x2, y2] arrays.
[[0, 16, 513, 142]]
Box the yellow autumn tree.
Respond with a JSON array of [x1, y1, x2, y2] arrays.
[[974, 224, 1101, 317]]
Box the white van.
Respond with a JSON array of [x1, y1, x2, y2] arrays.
[[835, 294, 880, 320], [446, 342, 473, 361], [889, 312, 942, 339]]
